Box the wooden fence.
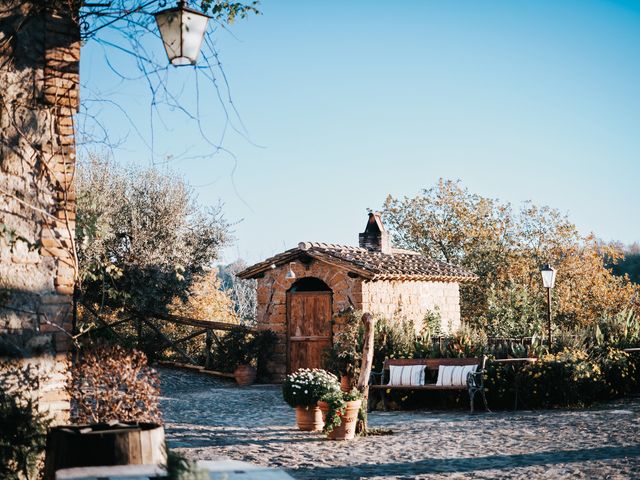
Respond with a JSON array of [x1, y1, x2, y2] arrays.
[[79, 303, 257, 371]]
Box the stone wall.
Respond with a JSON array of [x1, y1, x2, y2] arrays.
[[254, 256, 464, 378], [360, 279, 461, 333], [255, 260, 362, 378], [0, 3, 80, 423]]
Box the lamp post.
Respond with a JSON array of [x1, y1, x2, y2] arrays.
[[540, 264, 557, 347], [154, 0, 210, 66]]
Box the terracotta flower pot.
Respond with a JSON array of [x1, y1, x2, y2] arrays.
[[295, 405, 324, 431], [234, 364, 257, 386], [318, 399, 362, 441], [340, 375, 352, 392]]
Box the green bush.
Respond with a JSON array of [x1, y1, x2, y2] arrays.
[[372, 315, 416, 371], [592, 346, 637, 398], [0, 363, 50, 480]]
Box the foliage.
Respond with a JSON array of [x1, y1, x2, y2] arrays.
[[254, 329, 277, 381], [169, 269, 239, 323], [212, 326, 274, 370], [200, 0, 260, 23], [608, 242, 640, 284], [485, 345, 639, 410], [323, 310, 362, 377], [68, 344, 162, 424], [217, 261, 258, 324], [282, 368, 340, 408], [383, 179, 638, 335], [319, 388, 363, 435], [0, 362, 50, 480], [165, 449, 209, 480], [164, 269, 240, 362], [76, 156, 232, 316], [372, 315, 416, 371]]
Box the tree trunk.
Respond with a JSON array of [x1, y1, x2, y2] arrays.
[[356, 312, 375, 434]]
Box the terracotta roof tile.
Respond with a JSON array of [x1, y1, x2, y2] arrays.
[[237, 242, 476, 282]]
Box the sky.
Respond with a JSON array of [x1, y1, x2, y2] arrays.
[[80, 0, 640, 264]]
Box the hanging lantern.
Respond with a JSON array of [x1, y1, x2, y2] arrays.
[[285, 262, 297, 280], [154, 0, 210, 66]]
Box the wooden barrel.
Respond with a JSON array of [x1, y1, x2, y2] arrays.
[[43, 422, 165, 480]]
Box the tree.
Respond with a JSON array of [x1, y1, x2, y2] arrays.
[[217, 260, 257, 324], [169, 268, 238, 322], [76, 155, 232, 315], [383, 179, 638, 335], [609, 242, 640, 285]]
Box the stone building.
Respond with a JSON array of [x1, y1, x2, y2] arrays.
[[1, 3, 80, 422], [237, 212, 476, 378]]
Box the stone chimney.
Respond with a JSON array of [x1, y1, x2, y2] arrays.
[[359, 212, 391, 253]]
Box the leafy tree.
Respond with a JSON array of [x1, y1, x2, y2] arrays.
[[76, 156, 232, 315], [383, 179, 638, 335], [217, 260, 257, 324], [609, 242, 640, 284]]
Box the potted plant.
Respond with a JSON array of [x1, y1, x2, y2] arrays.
[[216, 326, 259, 386], [324, 311, 362, 391], [282, 369, 340, 431], [318, 389, 363, 440]]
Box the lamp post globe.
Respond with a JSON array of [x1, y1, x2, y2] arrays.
[[540, 264, 557, 347], [155, 0, 210, 66]]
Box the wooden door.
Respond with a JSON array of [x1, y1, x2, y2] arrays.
[[287, 291, 332, 373]]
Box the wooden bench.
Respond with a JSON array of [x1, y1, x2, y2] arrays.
[[369, 357, 489, 413]]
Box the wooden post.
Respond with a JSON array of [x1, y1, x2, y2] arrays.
[[205, 329, 213, 369], [356, 312, 375, 434]]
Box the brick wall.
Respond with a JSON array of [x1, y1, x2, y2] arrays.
[[361, 279, 461, 333], [0, 3, 80, 423]]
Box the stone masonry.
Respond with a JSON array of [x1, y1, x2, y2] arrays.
[[361, 279, 461, 333], [1, 2, 80, 423]]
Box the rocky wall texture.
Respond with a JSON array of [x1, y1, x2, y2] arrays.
[[361, 279, 461, 333], [0, 3, 79, 423], [255, 260, 362, 378]]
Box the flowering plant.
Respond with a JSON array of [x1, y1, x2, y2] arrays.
[[282, 368, 340, 408]]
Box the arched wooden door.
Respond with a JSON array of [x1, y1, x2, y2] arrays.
[[287, 291, 332, 373]]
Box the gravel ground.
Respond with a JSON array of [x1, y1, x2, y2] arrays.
[[159, 367, 640, 480]]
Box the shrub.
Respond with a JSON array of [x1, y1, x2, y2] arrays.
[[68, 344, 162, 424], [282, 369, 340, 408], [212, 327, 276, 374], [592, 346, 637, 398], [372, 315, 416, 371], [323, 310, 362, 378], [486, 348, 603, 409], [0, 362, 50, 480]]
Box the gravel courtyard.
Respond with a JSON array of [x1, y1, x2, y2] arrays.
[[159, 367, 640, 479]]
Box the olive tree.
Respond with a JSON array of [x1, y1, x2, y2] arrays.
[[76, 155, 232, 315]]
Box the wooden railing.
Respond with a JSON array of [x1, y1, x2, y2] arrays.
[[78, 303, 257, 370]]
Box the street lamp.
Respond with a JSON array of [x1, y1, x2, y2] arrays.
[[540, 264, 557, 347], [154, 0, 210, 66]]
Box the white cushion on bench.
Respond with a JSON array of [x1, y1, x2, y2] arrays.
[[436, 364, 477, 387], [388, 364, 426, 386]]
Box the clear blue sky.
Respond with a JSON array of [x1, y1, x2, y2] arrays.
[[80, 0, 640, 264]]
